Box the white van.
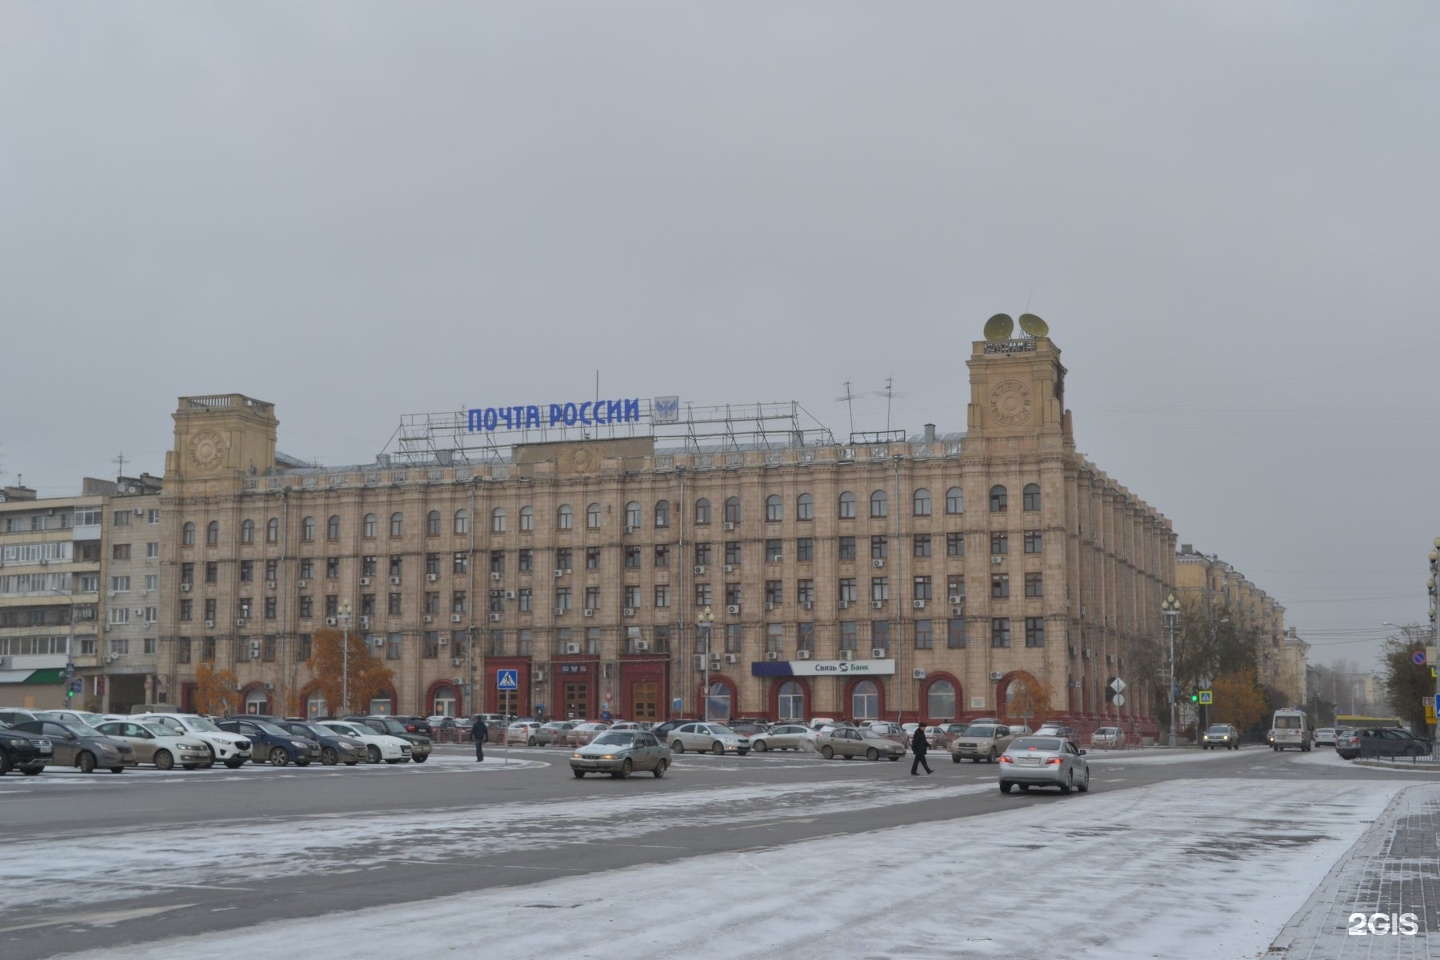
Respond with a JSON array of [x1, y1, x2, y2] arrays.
[[1269, 708, 1312, 752]]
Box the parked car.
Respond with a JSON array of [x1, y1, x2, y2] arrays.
[[35, 709, 109, 728], [536, 720, 578, 745], [273, 719, 367, 766], [393, 716, 433, 738], [816, 727, 905, 761], [343, 715, 433, 762], [950, 724, 1017, 763], [1354, 727, 1431, 759], [1091, 727, 1126, 749], [217, 718, 320, 767], [607, 720, 652, 732], [651, 720, 692, 741], [998, 736, 1091, 795], [0, 708, 41, 726], [1033, 722, 1079, 740], [0, 718, 50, 776], [566, 721, 611, 747], [135, 713, 252, 768], [93, 720, 211, 770], [13, 719, 137, 773], [506, 721, 543, 746], [1314, 727, 1337, 747], [749, 723, 814, 752], [667, 722, 751, 756], [1201, 724, 1240, 750], [319, 720, 412, 763], [1334, 728, 1361, 759], [727, 719, 770, 738], [570, 729, 671, 779]]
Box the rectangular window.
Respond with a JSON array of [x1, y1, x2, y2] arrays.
[[265, 559, 278, 581], [176, 638, 192, 664], [453, 552, 469, 575], [1024, 530, 1043, 554], [296, 635, 311, 662], [555, 587, 571, 613], [695, 584, 712, 607], [870, 578, 889, 602], [325, 595, 338, 617], [915, 619, 933, 649], [180, 563, 194, 584], [360, 594, 375, 616], [764, 580, 783, 604], [519, 588, 532, 612], [144, 574, 159, 591], [113, 511, 131, 527], [870, 536, 888, 560], [654, 584, 670, 608], [1024, 572, 1043, 598], [387, 633, 403, 661], [425, 553, 440, 576], [797, 621, 815, 652], [797, 579, 814, 605], [239, 560, 254, 582], [391, 556, 404, 578], [584, 586, 600, 611], [839, 621, 858, 651], [555, 548, 572, 571], [490, 550, 504, 574], [518, 549, 533, 572], [725, 623, 742, 654], [264, 596, 277, 619], [796, 538, 814, 562], [362, 556, 378, 577], [694, 543, 711, 566], [585, 547, 601, 570], [1025, 617, 1045, 647], [872, 620, 889, 650], [913, 535, 931, 558], [625, 546, 641, 569], [205, 563, 218, 583], [452, 591, 467, 614], [913, 576, 932, 601], [327, 557, 340, 579], [946, 533, 965, 557], [422, 632, 440, 659], [110, 575, 131, 592], [991, 573, 1009, 599], [838, 578, 857, 605], [654, 544, 670, 568], [623, 585, 640, 609], [947, 617, 967, 649], [990, 532, 1008, 555], [724, 541, 741, 565], [838, 537, 856, 561], [299, 595, 313, 618], [724, 582, 741, 607], [146, 542, 160, 558], [948, 576, 965, 602], [389, 593, 402, 616], [179, 599, 193, 621], [766, 539, 783, 563], [991, 618, 1011, 648]]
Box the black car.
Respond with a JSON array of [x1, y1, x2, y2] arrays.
[[254, 717, 366, 766], [651, 720, 692, 741], [394, 715, 433, 738], [216, 718, 321, 767], [1351, 727, 1431, 760], [344, 715, 432, 762], [0, 719, 50, 776]]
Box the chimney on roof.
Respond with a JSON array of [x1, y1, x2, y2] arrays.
[[923, 423, 936, 442]]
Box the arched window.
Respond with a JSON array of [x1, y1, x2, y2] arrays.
[[851, 680, 879, 720], [327, 515, 341, 540], [390, 512, 404, 537], [586, 503, 602, 529], [519, 506, 534, 532], [363, 514, 378, 538], [625, 502, 641, 529], [240, 519, 255, 544], [926, 679, 957, 721], [913, 488, 932, 517], [206, 521, 220, 546], [796, 493, 814, 521], [243, 688, 269, 715], [989, 485, 1007, 513], [1023, 483, 1041, 511], [654, 500, 670, 528], [705, 680, 732, 722], [838, 491, 857, 519], [368, 693, 393, 715], [182, 521, 195, 546], [870, 490, 888, 518], [491, 507, 507, 533], [946, 487, 963, 515], [432, 685, 457, 718], [300, 517, 316, 542], [426, 510, 441, 536], [267, 517, 280, 543], [557, 504, 574, 530], [723, 497, 741, 525], [453, 509, 469, 535], [777, 680, 805, 720], [694, 498, 711, 525], [765, 495, 782, 522]]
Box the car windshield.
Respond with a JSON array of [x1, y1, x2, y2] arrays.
[[706, 725, 737, 736], [288, 723, 326, 738], [324, 723, 361, 736], [186, 717, 223, 733], [1009, 738, 1063, 752], [861, 730, 891, 740], [140, 724, 175, 738], [64, 724, 105, 738], [591, 732, 636, 746], [250, 721, 291, 736], [374, 719, 409, 735], [1207, 725, 1230, 735], [966, 725, 998, 737]]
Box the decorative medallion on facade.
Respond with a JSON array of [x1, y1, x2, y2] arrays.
[[187, 430, 226, 472], [988, 380, 1033, 426], [568, 445, 601, 474]]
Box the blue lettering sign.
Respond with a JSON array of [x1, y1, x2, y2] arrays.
[[466, 398, 648, 433]]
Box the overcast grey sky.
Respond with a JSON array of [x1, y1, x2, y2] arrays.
[[3, 3, 1437, 668]]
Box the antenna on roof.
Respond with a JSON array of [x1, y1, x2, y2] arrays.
[[873, 377, 907, 433], [836, 380, 860, 436], [113, 451, 127, 479]]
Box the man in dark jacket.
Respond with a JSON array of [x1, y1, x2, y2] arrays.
[[911, 722, 933, 775], [472, 717, 488, 762]]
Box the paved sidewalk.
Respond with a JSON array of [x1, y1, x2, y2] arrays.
[[1271, 783, 1440, 959]]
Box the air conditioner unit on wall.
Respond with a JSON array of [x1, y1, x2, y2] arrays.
[[326, 617, 337, 626], [912, 599, 925, 609], [359, 577, 372, 586], [727, 604, 740, 615], [266, 580, 277, 590], [989, 671, 1004, 681], [533, 668, 545, 682], [871, 648, 886, 659], [766, 651, 779, 661], [491, 572, 501, 581], [948, 595, 962, 605], [505, 591, 517, 600], [796, 650, 811, 660], [634, 640, 649, 652], [451, 657, 463, 667], [423, 615, 433, 623], [565, 642, 581, 655], [583, 609, 594, 618], [623, 607, 636, 617], [693, 565, 706, 575], [204, 619, 214, 628], [427, 573, 438, 582], [180, 583, 191, 592], [391, 576, 402, 586], [871, 600, 883, 609], [912, 668, 927, 680], [873, 559, 884, 568], [724, 654, 739, 664], [297, 580, 308, 588], [723, 565, 735, 574], [489, 613, 501, 622], [839, 650, 854, 661], [724, 522, 735, 531], [990, 556, 1004, 565], [554, 569, 565, 578], [451, 614, 463, 623], [765, 602, 774, 611]]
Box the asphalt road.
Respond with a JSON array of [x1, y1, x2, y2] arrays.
[[0, 742, 1419, 960]]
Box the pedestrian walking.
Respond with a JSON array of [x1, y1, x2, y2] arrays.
[[911, 722, 933, 775], [472, 716, 488, 762]]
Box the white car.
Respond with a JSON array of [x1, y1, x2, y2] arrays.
[[749, 723, 814, 752], [506, 721, 543, 746], [666, 722, 750, 756], [319, 720, 413, 764], [133, 713, 253, 768]]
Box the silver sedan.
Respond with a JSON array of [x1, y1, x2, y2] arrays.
[[570, 730, 671, 779], [749, 723, 813, 752], [94, 720, 212, 771], [998, 736, 1091, 795], [816, 727, 905, 761], [667, 722, 750, 756]]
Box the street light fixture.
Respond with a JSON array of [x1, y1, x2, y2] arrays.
[[1161, 593, 1181, 748], [697, 605, 714, 721], [338, 601, 352, 715]]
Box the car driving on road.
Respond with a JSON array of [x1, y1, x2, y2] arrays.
[[998, 736, 1091, 795], [1201, 724, 1240, 750], [570, 730, 670, 779], [950, 723, 1017, 763], [816, 727, 905, 761], [667, 722, 750, 756]]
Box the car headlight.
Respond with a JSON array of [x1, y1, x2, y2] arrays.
[[293, 740, 309, 749]]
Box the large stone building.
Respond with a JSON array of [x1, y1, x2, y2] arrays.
[[155, 324, 1181, 731]]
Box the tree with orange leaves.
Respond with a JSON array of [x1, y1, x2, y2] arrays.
[[305, 626, 395, 715], [192, 661, 239, 717]]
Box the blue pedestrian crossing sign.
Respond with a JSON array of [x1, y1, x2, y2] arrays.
[[1198, 690, 1213, 705], [496, 669, 519, 691]]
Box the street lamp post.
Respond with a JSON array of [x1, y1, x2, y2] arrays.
[[1162, 593, 1181, 748], [52, 588, 76, 700], [697, 605, 714, 721], [1428, 537, 1440, 759], [338, 601, 352, 716]]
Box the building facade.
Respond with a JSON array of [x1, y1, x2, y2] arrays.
[[156, 331, 1178, 729]]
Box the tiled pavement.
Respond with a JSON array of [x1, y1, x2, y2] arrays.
[[1271, 783, 1440, 959]]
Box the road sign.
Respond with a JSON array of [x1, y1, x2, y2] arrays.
[[1198, 690, 1213, 705], [1109, 678, 1126, 694], [69, 678, 83, 694], [1112, 693, 1125, 707], [496, 669, 518, 690], [1412, 651, 1427, 666], [64, 662, 75, 679]]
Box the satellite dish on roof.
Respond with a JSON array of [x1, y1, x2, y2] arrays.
[[1018, 313, 1049, 338], [983, 314, 1014, 341]]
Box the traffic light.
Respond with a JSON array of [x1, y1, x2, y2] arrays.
[[1189, 689, 1199, 704], [66, 685, 75, 699]]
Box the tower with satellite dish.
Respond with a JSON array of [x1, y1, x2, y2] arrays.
[[966, 312, 1073, 458]]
